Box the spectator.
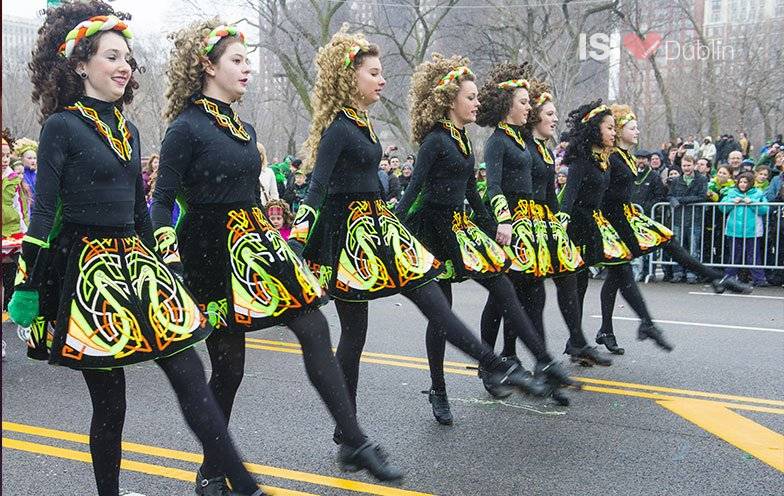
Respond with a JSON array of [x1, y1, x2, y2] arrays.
[[2, 134, 30, 323], [399, 163, 413, 196], [719, 172, 769, 286], [727, 150, 744, 177], [738, 131, 751, 158], [142, 153, 159, 198], [13, 137, 38, 198], [717, 135, 740, 165], [667, 154, 708, 283], [283, 170, 309, 213], [700, 136, 716, 164], [739, 158, 755, 176], [707, 165, 735, 202], [665, 146, 678, 168], [377, 157, 390, 198], [555, 167, 568, 205], [404, 154, 415, 169], [696, 157, 712, 177], [765, 183, 784, 286], [475, 163, 487, 200], [756, 143, 780, 168], [630, 149, 667, 281], [264, 198, 293, 240], [754, 166, 770, 192], [765, 151, 784, 201], [683, 134, 700, 158], [389, 155, 402, 177], [257, 142, 279, 206], [377, 157, 401, 203]]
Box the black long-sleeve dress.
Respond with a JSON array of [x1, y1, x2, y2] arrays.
[[296, 108, 442, 300], [560, 147, 632, 266], [603, 147, 672, 258], [395, 120, 509, 281], [151, 94, 324, 330], [21, 96, 209, 368]]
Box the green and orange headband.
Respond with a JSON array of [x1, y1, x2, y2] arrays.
[[581, 104, 609, 123], [534, 92, 553, 106], [438, 66, 473, 87], [616, 112, 637, 128], [203, 25, 246, 55], [497, 79, 529, 91], [58, 15, 133, 58]]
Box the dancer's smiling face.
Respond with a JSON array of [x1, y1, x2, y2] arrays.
[[77, 32, 132, 102], [599, 115, 616, 148], [534, 102, 558, 139]]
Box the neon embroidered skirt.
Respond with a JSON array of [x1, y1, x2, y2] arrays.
[[25, 224, 210, 369], [566, 207, 633, 266], [302, 193, 442, 301], [178, 203, 326, 331], [405, 204, 510, 283], [504, 196, 584, 279], [602, 201, 673, 258]]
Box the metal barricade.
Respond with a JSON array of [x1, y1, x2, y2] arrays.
[[646, 201, 784, 280]]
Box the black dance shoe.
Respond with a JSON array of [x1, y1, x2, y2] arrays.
[[637, 322, 674, 351], [564, 342, 612, 367], [534, 360, 581, 389], [711, 276, 753, 295], [195, 470, 231, 496], [477, 356, 520, 398], [483, 358, 549, 397], [423, 389, 453, 425], [551, 388, 571, 406], [595, 331, 625, 355], [338, 441, 404, 481]]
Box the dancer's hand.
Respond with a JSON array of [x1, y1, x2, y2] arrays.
[[495, 223, 512, 246], [8, 290, 39, 328]]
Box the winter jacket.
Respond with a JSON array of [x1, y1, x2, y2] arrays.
[[765, 174, 783, 202], [719, 187, 768, 238], [667, 173, 708, 224], [630, 167, 667, 212]]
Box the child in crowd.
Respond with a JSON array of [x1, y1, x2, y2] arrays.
[[265, 199, 293, 240]]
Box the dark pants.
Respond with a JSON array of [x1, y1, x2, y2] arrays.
[[724, 237, 766, 284]]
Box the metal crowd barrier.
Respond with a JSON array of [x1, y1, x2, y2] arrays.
[[643, 201, 783, 280]]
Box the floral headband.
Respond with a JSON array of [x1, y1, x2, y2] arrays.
[[581, 104, 609, 123], [344, 45, 362, 68], [616, 112, 637, 128], [203, 25, 246, 55], [497, 79, 529, 91], [266, 205, 284, 216], [59, 15, 133, 58], [437, 66, 473, 87], [534, 92, 553, 106]]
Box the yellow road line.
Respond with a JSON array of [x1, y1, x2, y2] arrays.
[[1, 437, 313, 496], [2, 422, 434, 496], [245, 338, 784, 408], [657, 398, 784, 473]]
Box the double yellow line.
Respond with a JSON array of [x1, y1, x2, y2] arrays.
[[245, 336, 784, 415], [2, 421, 433, 496]]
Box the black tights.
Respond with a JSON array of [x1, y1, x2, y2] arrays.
[[2, 255, 18, 310], [82, 347, 258, 496], [599, 264, 654, 334], [424, 276, 550, 392], [200, 310, 367, 477], [334, 280, 516, 407], [480, 274, 588, 358], [598, 242, 721, 334]]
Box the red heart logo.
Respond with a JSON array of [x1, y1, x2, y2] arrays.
[[623, 32, 662, 59]]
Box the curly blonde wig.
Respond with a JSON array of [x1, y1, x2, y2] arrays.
[[525, 79, 553, 133], [257, 142, 268, 168], [475, 63, 531, 128], [409, 54, 474, 144], [13, 138, 38, 158], [163, 18, 243, 123], [610, 103, 635, 132], [301, 25, 378, 174]]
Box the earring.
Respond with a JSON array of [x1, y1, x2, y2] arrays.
[[80, 72, 87, 79]]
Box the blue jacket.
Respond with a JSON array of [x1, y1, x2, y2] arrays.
[[719, 187, 769, 238], [765, 174, 782, 202]]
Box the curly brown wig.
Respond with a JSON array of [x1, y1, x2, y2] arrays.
[[2, 128, 15, 149], [562, 99, 612, 166], [301, 25, 379, 173], [409, 54, 474, 144], [524, 79, 553, 133], [475, 63, 532, 128], [163, 18, 245, 123], [29, 1, 139, 123]]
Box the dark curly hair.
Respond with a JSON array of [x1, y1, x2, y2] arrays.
[[562, 99, 612, 166], [524, 79, 553, 133], [2, 128, 15, 149], [29, 0, 138, 123], [475, 63, 532, 128]]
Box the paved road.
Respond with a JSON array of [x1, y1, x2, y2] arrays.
[[3, 279, 783, 495]]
